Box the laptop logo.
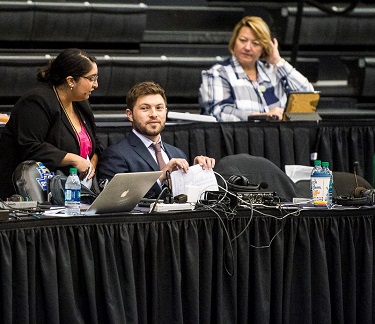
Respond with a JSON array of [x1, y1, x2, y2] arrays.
[[121, 190, 130, 198]]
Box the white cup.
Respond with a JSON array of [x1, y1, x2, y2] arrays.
[[185, 185, 200, 203]]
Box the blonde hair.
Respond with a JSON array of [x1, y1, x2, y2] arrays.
[[228, 16, 273, 59]]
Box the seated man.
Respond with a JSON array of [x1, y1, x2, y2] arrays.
[[97, 81, 215, 198]]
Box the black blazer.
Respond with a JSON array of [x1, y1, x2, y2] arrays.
[[98, 131, 187, 198], [0, 82, 102, 199]]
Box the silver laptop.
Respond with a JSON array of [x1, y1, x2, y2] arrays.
[[84, 171, 162, 215]]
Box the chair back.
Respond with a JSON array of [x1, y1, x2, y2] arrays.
[[214, 154, 298, 202]]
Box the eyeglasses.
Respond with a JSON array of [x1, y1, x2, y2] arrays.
[[81, 75, 98, 83]]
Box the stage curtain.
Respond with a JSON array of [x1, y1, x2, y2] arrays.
[[316, 120, 375, 184], [162, 121, 317, 170]]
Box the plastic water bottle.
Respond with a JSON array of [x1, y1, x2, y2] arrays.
[[321, 161, 333, 207], [310, 159, 331, 207], [65, 167, 81, 215], [310, 159, 322, 201]]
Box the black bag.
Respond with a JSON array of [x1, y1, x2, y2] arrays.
[[13, 160, 99, 205], [48, 173, 99, 206]]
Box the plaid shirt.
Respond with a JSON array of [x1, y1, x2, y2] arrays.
[[199, 55, 314, 121]]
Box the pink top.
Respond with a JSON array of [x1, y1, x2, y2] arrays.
[[77, 123, 92, 158]]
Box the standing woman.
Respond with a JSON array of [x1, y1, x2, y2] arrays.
[[0, 48, 103, 200], [199, 16, 314, 122]]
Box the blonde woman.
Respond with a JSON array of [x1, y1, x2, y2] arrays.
[[199, 16, 314, 121]]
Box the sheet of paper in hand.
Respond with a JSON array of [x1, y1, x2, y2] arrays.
[[170, 165, 219, 202]]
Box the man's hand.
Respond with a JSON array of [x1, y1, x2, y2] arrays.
[[193, 155, 215, 170], [159, 158, 190, 183]]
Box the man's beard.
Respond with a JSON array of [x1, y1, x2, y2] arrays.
[[133, 119, 165, 137]]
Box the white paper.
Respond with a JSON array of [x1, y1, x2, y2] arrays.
[[81, 156, 92, 188], [43, 207, 71, 217], [170, 164, 218, 200], [285, 165, 313, 183]]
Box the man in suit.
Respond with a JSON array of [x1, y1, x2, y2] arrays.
[[97, 81, 215, 198]]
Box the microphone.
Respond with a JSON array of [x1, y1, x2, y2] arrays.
[[164, 170, 173, 203], [353, 161, 367, 198], [353, 161, 360, 188]]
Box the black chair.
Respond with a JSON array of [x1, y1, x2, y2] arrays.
[[12, 160, 51, 203], [214, 153, 298, 202], [332, 171, 373, 197]]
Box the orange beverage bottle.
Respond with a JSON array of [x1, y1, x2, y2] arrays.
[[0, 114, 9, 123]]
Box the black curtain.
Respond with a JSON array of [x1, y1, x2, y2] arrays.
[[316, 120, 375, 184], [99, 121, 318, 171], [0, 208, 374, 323], [4, 119, 375, 182]]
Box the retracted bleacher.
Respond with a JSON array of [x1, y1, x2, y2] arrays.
[[0, 54, 227, 116], [0, 1, 374, 120], [0, 53, 322, 118], [277, 4, 375, 115], [0, 1, 147, 50], [280, 6, 375, 47]]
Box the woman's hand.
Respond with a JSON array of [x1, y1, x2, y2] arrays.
[[268, 107, 284, 120], [87, 153, 99, 180], [268, 38, 283, 66], [61, 153, 93, 180], [250, 107, 284, 121], [74, 157, 92, 180]]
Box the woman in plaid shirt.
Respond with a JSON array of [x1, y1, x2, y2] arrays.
[[199, 16, 314, 122]]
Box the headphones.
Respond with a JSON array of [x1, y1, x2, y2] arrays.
[[335, 186, 375, 206], [227, 175, 267, 193]]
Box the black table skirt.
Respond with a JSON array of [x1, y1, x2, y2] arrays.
[[97, 120, 375, 184], [2, 119, 375, 183], [0, 207, 375, 323]]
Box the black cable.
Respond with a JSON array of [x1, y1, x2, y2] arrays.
[[165, 170, 173, 204], [0, 198, 44, 219]]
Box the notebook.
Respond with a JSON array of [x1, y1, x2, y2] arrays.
[[83, 171, 162, 215], [283, 91, 321, 121]]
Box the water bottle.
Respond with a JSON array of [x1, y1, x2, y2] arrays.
[[310, 159, 331, 207], [310, 160, 322, 201], [65, 167, 81, 215], [321, 161, 333, 207]]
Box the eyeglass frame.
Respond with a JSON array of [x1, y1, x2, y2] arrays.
[[81, 74, 98, 82]]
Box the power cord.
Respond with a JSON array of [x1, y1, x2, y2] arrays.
[[0, 199, 44, 219]]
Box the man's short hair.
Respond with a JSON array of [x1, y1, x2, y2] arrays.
[[126, 81, 167, 111]]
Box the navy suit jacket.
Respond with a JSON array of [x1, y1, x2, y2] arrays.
[[97, 131, 187, 198]]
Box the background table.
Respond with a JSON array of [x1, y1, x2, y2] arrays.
[[0, 207, 374, 323]]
